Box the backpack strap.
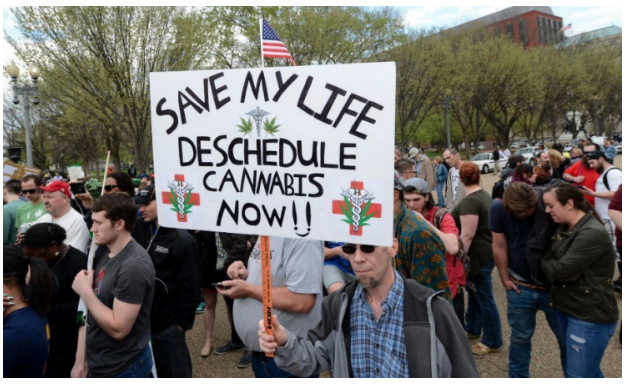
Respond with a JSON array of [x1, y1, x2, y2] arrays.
[[602, 167, 622, 190]]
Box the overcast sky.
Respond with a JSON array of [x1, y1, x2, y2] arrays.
[[2, 5, 623, 75]]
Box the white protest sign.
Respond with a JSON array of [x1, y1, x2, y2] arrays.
[[150, 63, 395, 246]]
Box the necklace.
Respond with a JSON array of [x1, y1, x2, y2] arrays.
[[51, 246, 70, 271]]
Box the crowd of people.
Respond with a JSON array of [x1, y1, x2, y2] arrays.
[[2, 137, 622, 378]]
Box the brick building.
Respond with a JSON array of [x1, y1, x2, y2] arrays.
[[445, 6, 564, 47]]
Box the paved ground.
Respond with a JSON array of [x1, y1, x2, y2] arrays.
[[185, 155, 623, 378]]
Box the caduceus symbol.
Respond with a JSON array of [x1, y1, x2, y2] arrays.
[[341, 188, 375, 234], [167, 180, 194, 220], [245, 106, 271, 137]]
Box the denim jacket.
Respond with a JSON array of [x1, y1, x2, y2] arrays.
[[436, 164, 448, 183]]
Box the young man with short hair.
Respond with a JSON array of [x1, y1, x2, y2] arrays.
[[257, 240, 479, 378], [15, 174, 46, 236], [394, 159, 418, 182], [34, 181, 90, 253], [443, 149, 466, 209], [490, 183, 565, 377], [71, 192, 156, 378], [3, 179, 25, 245]]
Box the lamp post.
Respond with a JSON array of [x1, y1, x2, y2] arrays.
[[442, 89, 452, 149], [7, 61, 40, 167], [592, 95, 600, 136]]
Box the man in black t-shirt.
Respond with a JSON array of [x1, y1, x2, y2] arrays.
[[489, 183, 565, 378], [71, 193, 155, 378]]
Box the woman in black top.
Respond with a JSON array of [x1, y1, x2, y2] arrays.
[[22, 224, 87, 378]]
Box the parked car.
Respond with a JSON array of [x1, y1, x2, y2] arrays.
[[470, 152, 508, 174], [510, 142, 520, 149], [564, 139, 580, 153], [459, 143, 486, 150], [616, 142, 622, 154], [515, 146, 542, 165]]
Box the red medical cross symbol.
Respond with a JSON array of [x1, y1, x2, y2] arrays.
[[162, 174, 200, 222], [332, 181, 382, 236]]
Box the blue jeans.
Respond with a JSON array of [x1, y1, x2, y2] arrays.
[[436, 182, 446, 207], [89, 344, 153, 378], [506, 285, 566, 377], [557, 311, 617, 378], [251, 352, 318, 378], [465, 260, 503, 349]]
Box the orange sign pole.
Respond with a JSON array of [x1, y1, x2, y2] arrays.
[[260, 235, 274, 358]]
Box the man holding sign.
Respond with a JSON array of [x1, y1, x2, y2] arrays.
[[257, 240, 478, 378], [217, 237, 324, 378]]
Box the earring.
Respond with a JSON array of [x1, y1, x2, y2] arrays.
[[55, 251, 60, 257]]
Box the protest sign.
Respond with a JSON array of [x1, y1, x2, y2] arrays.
[[150, 63, 395, 246], [3, 161, 41, 184]]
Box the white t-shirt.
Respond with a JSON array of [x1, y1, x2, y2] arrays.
[[595, 166, 622, 222], [234, 237, 323, 352], [450, 167, 460, 199], [35, 207, 90, 253]]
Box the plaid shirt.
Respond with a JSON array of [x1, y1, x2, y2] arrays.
[[603, 145, 617, 159], [350, 270, 409, 378]]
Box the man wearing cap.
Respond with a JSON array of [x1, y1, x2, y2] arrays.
[[563, 144, 600, 205], [581, 150, 622, 253], [34, 180, 90, 253], [408, 148, 435, 190], [392, 171, 450, 300], [132, 184, 201, 378]]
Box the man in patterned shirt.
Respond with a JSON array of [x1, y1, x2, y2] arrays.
[[392, 171, 451, 300], [257, 241, 478, 378]]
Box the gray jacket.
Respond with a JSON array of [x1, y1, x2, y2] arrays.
[[445, 167, 466, 210], [274, 277, 478, 378]]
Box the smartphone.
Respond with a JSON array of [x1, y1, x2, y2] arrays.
[[211, 282, 228, 289], [70, 182, 87, 195]]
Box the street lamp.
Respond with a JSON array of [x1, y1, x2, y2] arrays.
[[442, 89, 452, 149], [592, 95, 600, 136], [7, 61, 40, 167]]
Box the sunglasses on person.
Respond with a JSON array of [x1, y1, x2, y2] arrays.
[[21, 188, 39, 195], [342, 244, 377, 254], [104, 184, 119, 192]]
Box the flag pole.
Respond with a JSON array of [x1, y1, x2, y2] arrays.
[[259, 18, 264, 68]]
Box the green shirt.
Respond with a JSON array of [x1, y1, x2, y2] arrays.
[[15, 200, 47, 232], [393, 204, 451, 301], [3, 199, 25, 245]]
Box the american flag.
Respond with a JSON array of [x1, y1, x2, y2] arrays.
[[560, 23, 572, 32], [261, 19, 296, 65]]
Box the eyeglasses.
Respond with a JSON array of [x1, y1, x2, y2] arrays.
[[21, 189, 38, 195], [342, 244, 376, 254], [104, 185, 119, 192]]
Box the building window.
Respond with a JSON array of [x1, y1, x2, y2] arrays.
[[543, 17, 549, 43], [557, 20, 564, 41], [494, 26, 500, 36], [519, 19, 528, 45], [505, 23, 514, 39], [537, 16, 543, 43]]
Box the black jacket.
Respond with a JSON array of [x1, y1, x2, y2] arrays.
[[195, 231, 257, 269], [132, 219, 200, 334]]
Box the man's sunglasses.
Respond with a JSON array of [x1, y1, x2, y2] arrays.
[[104, 184, 119, 192], [21, 188, 39, 195], [342, 244, 376, 254]]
